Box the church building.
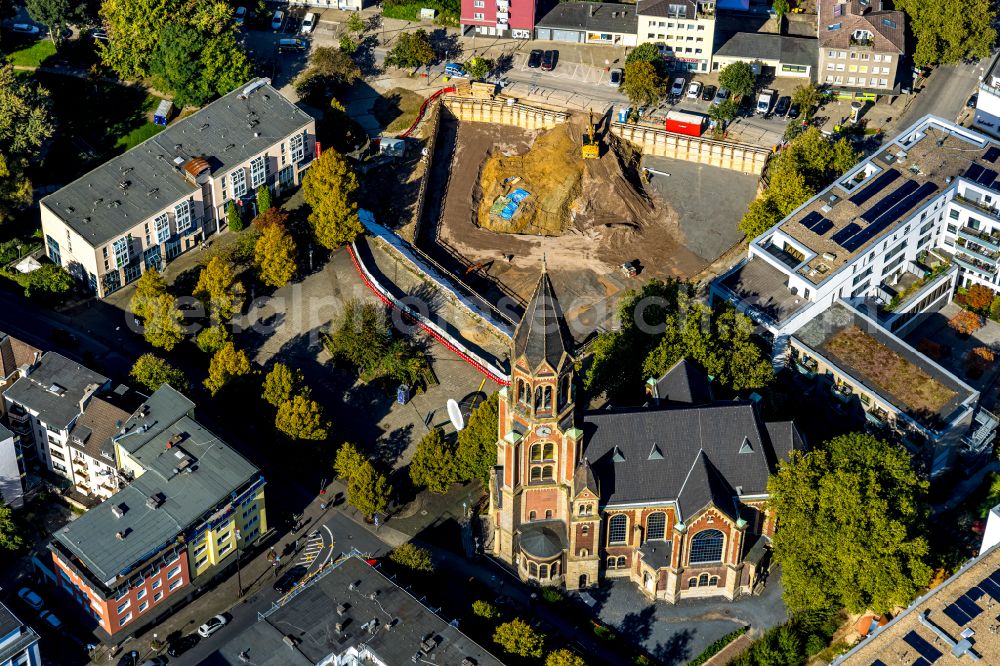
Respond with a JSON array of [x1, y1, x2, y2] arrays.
[[488, 268, 802, 602]]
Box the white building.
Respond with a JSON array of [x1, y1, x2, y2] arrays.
[[975, 52, 1000, 139], [636, 0, 716, 73]]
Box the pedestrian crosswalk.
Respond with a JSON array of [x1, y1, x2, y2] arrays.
[[297, 532, 325, 567]]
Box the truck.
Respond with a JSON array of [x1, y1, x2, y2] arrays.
[[664, 110, 706, 137], [756, 88, 776, 116]]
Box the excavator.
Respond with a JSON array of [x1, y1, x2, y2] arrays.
[[581, 110, 599, 159]]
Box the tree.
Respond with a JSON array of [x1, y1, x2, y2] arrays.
[[409, 427, 458, 494], [339, 34, 358, 55], [130, 268, 168, 320], [276, 393, 329, 441], [791, 83, 822, 121], [896, 0, 996, 66], [455, 393, 499, 482], [254, 221, 297, 288], [347, 459, 390, 520], [295, 46, 362, 100], [990, 295, 1000, 321], [253, 206, 288, 230], [98, 0, 186, 79], [708, 99, 739, 125], [20, 263, 73, 299], [493, 619, 544, 658], [194, 256, 244, 322], [384, 29, 435, 69], [0, 497, 22, 552], [204, 342, 251, 395], [621, 60, 663, 107], [626, 42, 661, 65], [326, 300, 430, 384], [142, 293, 185, 350], [334, 441, 366, 481], [302, 148, 362, 250], [0, 65, 55, 160], [26, 0, 87, 45], [0, 152, 32, 222], [472, 599, 498, 619], [130, 353, 187, 392], [964, 284, 995, 311], [389, 543, 434, 573], [195, 324, 230, 354], [949, 310, 983, 335], [150, 25, 207, 106], [227, 201, 244, 232], [768, 433, 932, 614], [772, 0, 790, 27], [546, 649, 586, 666], [466, 56, 491, 80], [256, 185, 271, 214], [263, 362, 302, 407], [199, 31, 252, 99], [346, 11, 365, 34], [718, 61, 756, 99], [739, 195, 783, 239]]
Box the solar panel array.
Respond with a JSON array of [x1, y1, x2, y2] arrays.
[[903, 631, 942, 663], [964, 163, 999, 187], [942, 565, 1000, 628], [861, 180, 919, 223], [832, 223, 862, 246], [985, 147, 1000, 164], [832, 178, 939, 253], [799, 211, 834, 236], [849, 169, 901, 206]]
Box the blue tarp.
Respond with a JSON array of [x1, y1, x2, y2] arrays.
[[509, 188, 530, 204], [499, 188, 531, 220]]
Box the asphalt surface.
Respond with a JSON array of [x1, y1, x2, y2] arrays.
[[898, 59, 986, 128]]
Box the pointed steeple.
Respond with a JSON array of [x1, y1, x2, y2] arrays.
[[512, 266, 574, 371]]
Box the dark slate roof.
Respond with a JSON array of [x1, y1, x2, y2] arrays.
[[40, 79, 313, 247], [583, 402, 797, 515], [638, 540, 673, 570], [67, 389, 141, 464], [818, 0, 904, 52], [637, 0, 697, 18], [513, 268, 573, 370], [519, 520, 567, 558], [648, 358, 713, 406], [714, 32, 818, 68], [4, 352, 109, 431], [574, 458, 599, 496], [204, 556, 505, 666], [536, 2, 638, 34]]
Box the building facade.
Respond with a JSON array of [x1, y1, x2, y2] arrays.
[[0, 602, 40, 666], [974, 53, 1000, 139], [534, 2, 638, 47], [817, 0, 904, 98], [461, 0, 538, 39], [40, 79, 316, 298], [636, 0, 716, 73], [489, 269, 799, 602]]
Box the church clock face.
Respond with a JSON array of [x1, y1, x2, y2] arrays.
[[535, 426, 551, 437]]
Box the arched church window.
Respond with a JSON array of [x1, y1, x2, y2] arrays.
[[688, 577, 698, 588], [543, 385, 552, 410], [551, 562, 559, 576], [698, 573, 710, 587], [529, 562, 538, 577], [646, 512, 666, 541], [535, 386, 543, 411], [517, 379, 526, 404], [709, 576, 719, 586], [530, 467, 542, 481], [541, 466, 553, 480], [689, 529, 724, 564], [608, 515, 627, 544], [539, 564, 549, 579], [581, 525, 589, 535], [616, 556, 626, 569], [529, 510, 536, 521], [530, 444, 542, 461], [558, 374, 570, 409], [542, 443, 554, 460], [606, 556, 617, 569], [545, 510, 552, 519]]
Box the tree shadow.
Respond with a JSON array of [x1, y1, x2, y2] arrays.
[[618, 605, 656, 645], [652, 628, 695, 666], [376, 422, 414, 468], [355, 35, 383, 78]]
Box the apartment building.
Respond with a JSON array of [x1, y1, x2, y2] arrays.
[[0, 333, 41, 508], [0, 602, 40, 666], [288, 0, 367, 10], [636, 0, 716, 73], [40, 79, 316, 298], [461, 0, 537, 39], [974, 52, 1000, 139], [817, 0, 904, 98], [49, 385, 266, 639]]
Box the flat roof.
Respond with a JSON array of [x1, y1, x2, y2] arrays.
[[0, 601, 38, 663], [714, 32, 818, 67], [536, 2, 638, 33], [40, 79, 313, 247], [4, 352, 109, 430], [765, 117, 998, 286], [718, 256, 812, 326], [793, 302, 976, 429], [838, 543, 1000, 665], [53, 385, 258, 585], [204, 556, 505, 666]]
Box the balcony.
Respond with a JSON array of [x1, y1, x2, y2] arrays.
[[956, 238, 999, 264], [849, 37, 874, 48], [865, 407, 890, 427], [794, 357, 818, 379], [831, 383, 853, 404], [496, 0, 508, 9], [957, 226, 1000, 251], [954, 195, 1000, 222], [955, 253, 999, 275]]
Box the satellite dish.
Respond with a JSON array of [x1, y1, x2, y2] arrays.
[[447, 399, 465, 431]]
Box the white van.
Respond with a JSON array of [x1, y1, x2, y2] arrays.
[[301, 12, 317, 34]]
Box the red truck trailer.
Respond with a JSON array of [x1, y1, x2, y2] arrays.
[[664, 110, 706, 137]]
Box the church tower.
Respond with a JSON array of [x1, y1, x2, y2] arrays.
[[489, 265, 583, 587]]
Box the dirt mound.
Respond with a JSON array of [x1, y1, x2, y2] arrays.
[[475, 115, 659, 238]]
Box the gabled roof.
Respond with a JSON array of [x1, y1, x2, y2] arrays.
[[67, 392, 136, 464], [637, 0, 698, 19], [573, 458, 599, 497], [0, 331, 39, 380], [536, 2, 638, 34], [675, 450, 739, 521], [512, 267, 573, 371], [818, 0, 905, 52], [647, 358, 713, 406]]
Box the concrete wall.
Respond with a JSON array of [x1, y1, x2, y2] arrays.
[[442, 96, 568, 130], [611, 123, 770, 174]]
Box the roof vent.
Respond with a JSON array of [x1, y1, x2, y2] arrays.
[[612, 446, 625, 463], [648, 444, 663, 460], [282, 634, 300, 649], [739, 437, 754, 454], [822, 252, 837, 261], [172, 156, 184, 166], [240, 80, 268, 98], [336, 603, 349, 616], [349, 580, 360, 590], [147, 188, 159, 197], [115, 531, 126, 540], [112, 503, 127, 518], [462, 659, 478, 666], [145, 492, 164, 510]]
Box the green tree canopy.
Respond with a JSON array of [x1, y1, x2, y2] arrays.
[[227, 200, 244, 232], [718, 61, 756, 99], [389, 542, 434, 572], [142, 293, 185, 350], [0, 65, 55, 161], [626, 42, 661, 65], [294, 46, 362, 101], [493, 619, 545, 658], [472, 599, 498, 619], [262, 362, 302, 407], [466, 56, 491, 80], [194, 256, 244, 322], [26, 0, 88, 45], [302, 148, 362, 249], [0, 497, 22, 552], [149, 24, 205, 106], [709, 99, 739, 125], [255, 185, 271, 213], [384, 29, 435, 69], [130, 353, 188, 392], [791, 83, 822, 121], [204, 342, 251, 395], [896, 0, 996, 66], [254, 220, 297, 288], [275, 393, 329, 441], [21, 263, 73, 299], [621, 60, 663, 107], [195, 324, 231, 354], [0, 152, 31, 222], [455, 393, 499, 482], [334, 441, 366, 481], [98, 0, 186, 79], [772, 0, 790, 25], [326, 300, 430, 385], [768, 433, 933, 614], [130, 268, 167, 321], [347, 459, 390, 520], [409, 427, 458, 494], [546, 649, 587, 666]]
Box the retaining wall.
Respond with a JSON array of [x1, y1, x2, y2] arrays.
[[442, 96, 569, 129], [611, 122, 770, 174]]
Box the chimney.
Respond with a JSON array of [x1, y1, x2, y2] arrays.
[[115, 531, 125, 540], [589, 5, 594, 16]]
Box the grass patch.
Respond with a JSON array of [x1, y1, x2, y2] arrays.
[[115, 119, 165, 151], [372, 87, 425, 134], [382, 0, 459, 24], [823, 325, 958, 415], [4, 38, 56, 68]]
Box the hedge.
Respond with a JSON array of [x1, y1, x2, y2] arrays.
[[687, 625, 749, 666]]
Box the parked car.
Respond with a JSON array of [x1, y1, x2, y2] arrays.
[[9, 23, 41, 35], [527, 49, 543, 68], [670, 77, 686, 98], [17, 587, 43, 610], [234, 6, 246, 25], [774, 95, 791, 117], [444, 63, 468, 78], [91, 28, 109, 41], [788, 102, 801, 119], [277, 38, 307, 53], [686, 81, 702, 99], [712, 86, 730, 106], [701, 84, 716, 101], [197, 614, 228, 638], [541, 50, 557, 71], [270, 9, 284, 31], [38, 611, 62, 631], [138, 659, 168, 666], [274, 566, 308, 594], [608, 68, 623, 87], [301, 12, 316, 34], [116, 651, 140, 666], [167, 635, 200, 658], [968, 93, 979, 109]]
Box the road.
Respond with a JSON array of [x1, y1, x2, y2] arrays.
[[897, 59, 986, 128]]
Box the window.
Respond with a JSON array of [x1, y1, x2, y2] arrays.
[[164, 552, 180, 565], [291, 133, 305, 163], [217, 531, 231, 546], [193, 544, 207, 558], [220, 175, 228, 201], [138, 601, 148, 613], [529, 562, 538, 577], [529, 510, 536, 520], [608, 515, 627, 544], [607, 557, 618, 569], [153, 591, 163, 602], [710, 576, 719, 586], [136, 588, 146, 600], [167, 566, 182, 579], [151, 579, 162, 590], [688, 577, 698, 588], [117, 600, 130, 614], [545, 509, 553, 519], [950, 209, 961, 220], [698, 573, 710, 586], [580, 548, 589, 557], [230, 168, 247, 198], [168, 578, 182, 591], [119, 612, 133, 627], [581, 525, 589, 535], [539, 564, 548, 578], [542, 443, 554, 460], [219, 542, 233, 557], [646, 512, 666, 540], [530, 444, 541, 461], [112, 237, 130, 269], [474, 0, 484, 5], [616, 556, 626, 568], [541, 466, 553, 480], [689, 529, 724, 564], [175, 200, 192, 232], [530, 467, 541, 481], [46, 234, 61, 265], [154, 213, 170, 243], [250, 155, 267, 189]]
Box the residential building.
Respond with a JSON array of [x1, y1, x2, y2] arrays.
[[40, 79, 316, 298], [0, 426, 20, 509], [817, 0, 904, 99], [206, 555, 505, 665], [534, 3, 637, 46], [488, 268, 800, 601], [0, 333, 41, 508], [49, 385, 266, 639], [460, 0, 538, 39], [833, 541, 1000, 664], [974, 51, 1000, 139], [0, 602, 40, 666], [636, 0, 716, 73], [711, 32, 817, 80], [66, 386, 143, 501]]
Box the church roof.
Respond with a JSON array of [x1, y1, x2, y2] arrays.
[[675, 450, 739, 521], [573, 458, 599, 496], [519, 520, 567, 559], [647, 358, 714, 406], [512, 269, 573, 370]]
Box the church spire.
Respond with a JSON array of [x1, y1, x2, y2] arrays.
[[512, 266, 573, 371]]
